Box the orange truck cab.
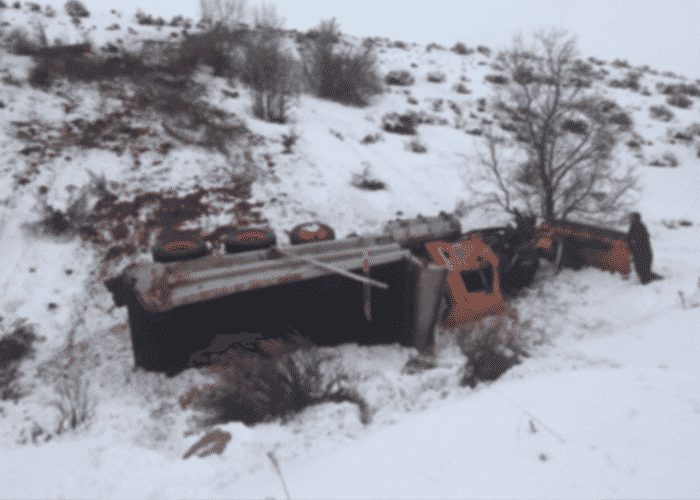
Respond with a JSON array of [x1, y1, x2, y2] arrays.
[[426, 235, 506, 327]]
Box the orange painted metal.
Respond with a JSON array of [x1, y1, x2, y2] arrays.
[[426, 236, 506, 328], [537, 221, 631, 274]]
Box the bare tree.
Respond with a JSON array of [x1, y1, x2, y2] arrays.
[[472, 29, 637, 223], [252, 2, 284, 30], [200, 0, 248, 28], [242, 29, 300, 123]]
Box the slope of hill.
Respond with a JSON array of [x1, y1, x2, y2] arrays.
[[0, 4, 699, 498]]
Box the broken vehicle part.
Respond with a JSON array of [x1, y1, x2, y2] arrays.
[[536, 220, 631, 274]]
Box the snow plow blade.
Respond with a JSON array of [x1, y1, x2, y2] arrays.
[[106, 235, 448, 374], [536, 220, 631, 274]]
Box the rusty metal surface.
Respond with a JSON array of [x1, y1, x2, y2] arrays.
[[383, 213, 461, 247], [537, 221, 631, 274], [124, 238, 413, 313]]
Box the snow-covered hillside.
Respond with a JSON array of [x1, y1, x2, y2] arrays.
[[0, 3, 699, 498]]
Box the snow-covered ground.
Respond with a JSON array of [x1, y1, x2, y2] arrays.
[[0, 3, 699, 499]]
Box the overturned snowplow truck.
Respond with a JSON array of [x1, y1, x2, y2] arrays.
[[106, 214, 518, 374]]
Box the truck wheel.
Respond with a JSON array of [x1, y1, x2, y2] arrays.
[[289, 222, 335, 245], [152, 238, 209, 263], [223, 227, 277, 254]]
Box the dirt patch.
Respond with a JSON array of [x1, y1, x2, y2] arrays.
[[92, 187, 266, 261], [0, 321, 41, 402]]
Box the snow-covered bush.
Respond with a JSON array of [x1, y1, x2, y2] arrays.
[[64, 0, 89, 18], [195, 349, 370, 426], [649, 105, 674, 122], [385, 69, 415, 86], [381, 111, 419, 135], [303, 18, 382, 106], [666, 93, 693, 109], [451, 312, 525, 387]]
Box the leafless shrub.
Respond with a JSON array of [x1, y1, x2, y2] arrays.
[[360, 132, 382, 144], [666, 93, 693, 109], [453, 82, 470, 94], [135, 10, 165, 26], [649, 151, 679, 167], [281, 128, 299, 154], [657, 82, 700, 97], [195, 349, 370, 426], [5, 25, 46, 55], [302, 19, 382, 106], [426, 70, 446, 83], [426, 42, 445, 52], [649, 104, 674, 122], [175, 26, 247, 78], [452, 312, 524, 387], [382, 111, 419, 135], [64, 0, 89, 18], [242, 29, 300, 123], [385, 69, 415, 86], [351, 164, 386, 190], [477, 45, 492, 56], [451, 42, 473, 55], [609, 111, 634, 131], [50, 368, 93, 434], [608, 71, 641, 91], [38, 173, 108, 237], [405, 136, 427, 153], [200, 0, 247, 28], [678, 280, 700, 310], [485, 73, 509, 85]]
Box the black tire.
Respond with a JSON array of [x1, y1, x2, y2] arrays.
[[223, 227, 277, 254], [289, 222, 335, 245], [152, 238, 209, 263]]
